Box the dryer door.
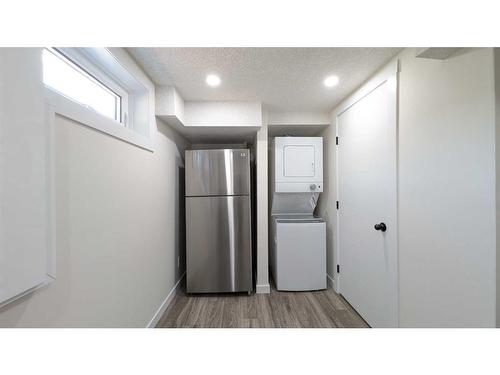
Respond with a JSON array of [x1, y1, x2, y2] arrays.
[[283, 144, 315, 177], [274, 137, 323, 192]]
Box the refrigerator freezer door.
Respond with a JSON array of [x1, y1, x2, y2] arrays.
[[185, 149, 250, 197], [186, 195, 252, 293]]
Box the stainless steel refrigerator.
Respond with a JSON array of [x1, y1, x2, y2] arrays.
[[185, 149, 252, 293]]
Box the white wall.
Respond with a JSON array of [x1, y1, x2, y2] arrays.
[[184, 101, 262, 127], [320, 48, 497, 327], [496, 48, 500, 327], [155, 95, 262, 143], [398, 48, 496, 327], [255, 111, 270, 293], [156, 86, 185, 125], [0, 48, 188, 327], [268, 111, 330, 125]]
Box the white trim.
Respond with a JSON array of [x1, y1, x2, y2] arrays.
[[327, 274, 336, 290], [55, 48, 130, 123], [335, 59, 399, 116], [146, 273, 185, 328], [332, 57, 400, 296], [333, 60, 400, 327], [334, 119, 341, 293], [44, 47, 128, 124], [45, 101, 57, 279], [256, 284, 271, 294], [45, 88, 154, 151], [0, 277, 53, 311]]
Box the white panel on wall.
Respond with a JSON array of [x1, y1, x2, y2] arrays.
[[0, 48, 51, 305]]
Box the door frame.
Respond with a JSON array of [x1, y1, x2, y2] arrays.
[[333, 59, 400, 326]]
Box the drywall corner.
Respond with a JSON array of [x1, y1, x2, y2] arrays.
[[256, 110, 269, 293], [156, 86, 186, 128]]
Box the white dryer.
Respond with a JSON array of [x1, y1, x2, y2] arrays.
[[273, 136, 323, 193]]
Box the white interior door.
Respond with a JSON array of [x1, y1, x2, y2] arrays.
[[337, 76, 398, 327]]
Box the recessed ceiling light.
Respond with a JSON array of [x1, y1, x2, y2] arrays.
[[206, 74, 221, 87], [324, 75, 339, 88]]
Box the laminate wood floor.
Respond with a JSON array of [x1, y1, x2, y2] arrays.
[[156, 282, 369, 328]]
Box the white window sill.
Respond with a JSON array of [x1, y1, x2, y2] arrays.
[[45, 88, 154, 152]]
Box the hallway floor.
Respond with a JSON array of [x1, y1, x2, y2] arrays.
[[156, 283, 369, 328]]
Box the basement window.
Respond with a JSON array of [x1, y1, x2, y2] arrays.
[[43, 47, 152, 150], [43, 48, 124, 124]]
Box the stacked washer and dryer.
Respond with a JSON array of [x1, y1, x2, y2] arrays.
[[270, 136, 327, 291]]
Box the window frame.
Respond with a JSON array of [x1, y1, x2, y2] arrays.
[[43, 47, 153, 151], [43, 47, 129, 126]]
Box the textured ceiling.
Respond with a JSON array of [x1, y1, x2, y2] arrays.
[[127, 48, 402, 112]]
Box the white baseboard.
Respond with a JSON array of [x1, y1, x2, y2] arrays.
[[0, 272, 58, 311], [256, 283, 270, 294], [327, 274, 336, 290], [146, 272, 185, 328]]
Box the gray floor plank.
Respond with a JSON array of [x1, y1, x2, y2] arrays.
[[156, 284, 369, 328]]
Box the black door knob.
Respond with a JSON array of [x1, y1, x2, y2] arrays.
[[374, 222, 387, 232]]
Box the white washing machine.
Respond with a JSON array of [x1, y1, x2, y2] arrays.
[[272, 215, 326, 291]]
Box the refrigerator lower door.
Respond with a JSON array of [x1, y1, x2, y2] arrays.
[[186, 195, 252, 293]]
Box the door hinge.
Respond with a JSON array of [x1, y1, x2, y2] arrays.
[[336, 136, 339, 145], [337, 265, 340, 273], [336, 201, 339, 210]]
